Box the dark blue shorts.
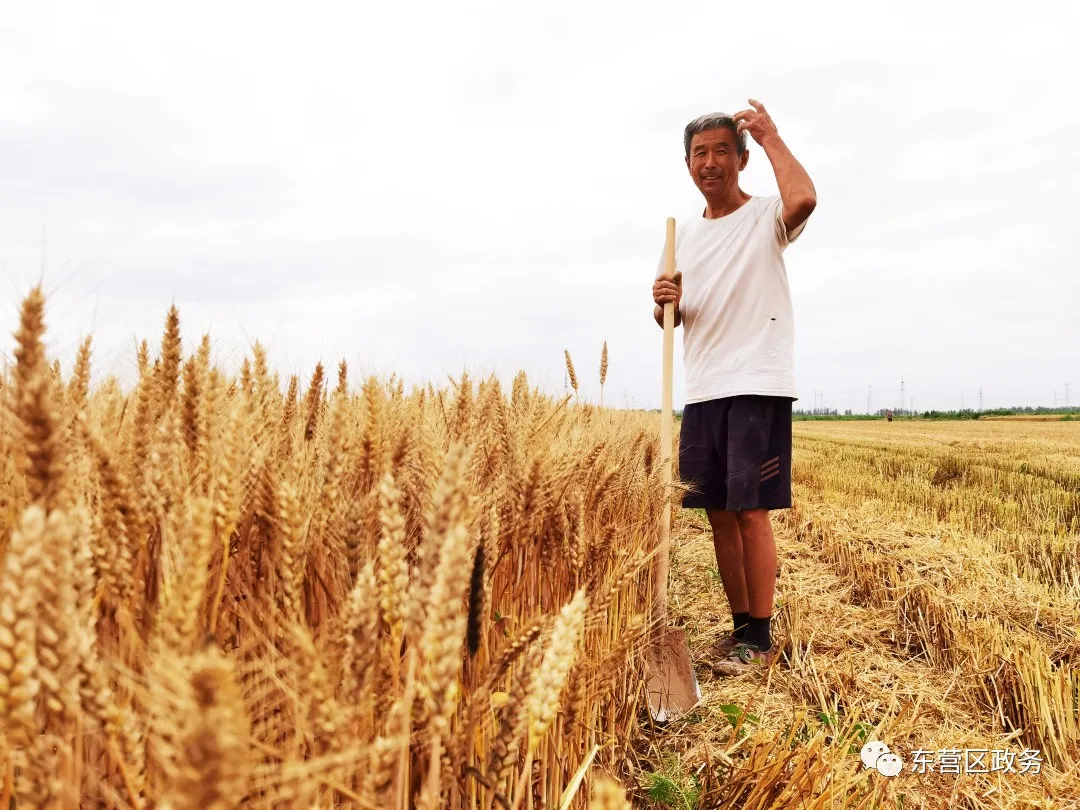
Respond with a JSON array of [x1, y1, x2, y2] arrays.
[[677, 394, 794, 512]]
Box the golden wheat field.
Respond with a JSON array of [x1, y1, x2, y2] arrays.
[[0, 286, 1077, 809]]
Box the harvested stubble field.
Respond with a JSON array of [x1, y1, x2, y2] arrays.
[[658, 419, 1080, 808], [980, 416, 1075, 422], [0, 287, 1077, 809]]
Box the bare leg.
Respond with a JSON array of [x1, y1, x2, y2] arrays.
[[734, 508, 776, 618], [706, 509, 749, 615], [711, 508, 779, 672]]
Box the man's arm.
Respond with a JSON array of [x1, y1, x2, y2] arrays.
[[761, 133, 817, 235], [733, 99, 817, 234]]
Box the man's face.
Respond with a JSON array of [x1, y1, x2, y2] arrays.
[[685, 127, 748, 197]]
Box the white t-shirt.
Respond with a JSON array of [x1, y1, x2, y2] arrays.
[[655, 195, 805, 405]]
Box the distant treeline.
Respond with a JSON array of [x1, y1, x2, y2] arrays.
[[790, 406, 1079, 421], [658, 406, 1078, 422]]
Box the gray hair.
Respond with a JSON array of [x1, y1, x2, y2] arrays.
[[683, 112, 747, 158]]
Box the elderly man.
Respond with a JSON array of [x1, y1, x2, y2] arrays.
[[652, 100, 816, 676]]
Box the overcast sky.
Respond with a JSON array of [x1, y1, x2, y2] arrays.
[[1, 0, 1077, 413]]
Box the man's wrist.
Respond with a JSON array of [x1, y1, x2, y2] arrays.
[[760, 131, 786, 154]]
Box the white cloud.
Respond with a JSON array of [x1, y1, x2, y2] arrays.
[[1, 0, 1077, 412]]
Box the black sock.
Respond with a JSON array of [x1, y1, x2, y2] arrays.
[[744, 615, 772, 651], [732, 611, 750, 640]]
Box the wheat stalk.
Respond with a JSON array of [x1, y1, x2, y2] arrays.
[[158, 304, 183, 403], [564, 350, 578, 404], [526, 588, 587, 751], [0, 506, 46, 746], [599, 341, 608, 408]]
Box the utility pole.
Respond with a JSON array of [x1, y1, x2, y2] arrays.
[[1054, 390, 1058, 408], [979, 387, 984, 411], [900, 377, 905, 414], [1066, 383, 1071, 408]]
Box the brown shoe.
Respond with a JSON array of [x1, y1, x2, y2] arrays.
[[711, 643, 777, 677], [710, 633, 741, 660]]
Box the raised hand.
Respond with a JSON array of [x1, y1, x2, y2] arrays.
[[732, 99, 779, 146]]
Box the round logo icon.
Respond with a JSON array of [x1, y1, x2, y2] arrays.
[[876, 753, 903, 777], [860, 741, 903, 778], [861, 741, 890, 769]]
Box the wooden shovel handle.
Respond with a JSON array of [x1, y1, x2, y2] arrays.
[[654, 217, 676, 616]]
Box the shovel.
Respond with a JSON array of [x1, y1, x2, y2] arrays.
[[645, 217, 702, 723]]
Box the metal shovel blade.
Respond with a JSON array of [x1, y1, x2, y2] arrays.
[[645, 624, 701, 723]]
